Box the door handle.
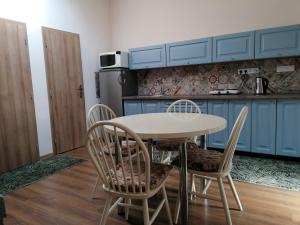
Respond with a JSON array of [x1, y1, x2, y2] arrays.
[[77, 84, 84, 98]]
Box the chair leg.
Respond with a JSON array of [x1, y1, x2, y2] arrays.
[[202, 179, 212, 194], [91, 176, 101, 199], [227, 175, 243, 211], [174, 182, 181, 224], [99, 194, 113, 225], [189, 173, 196, 200], [162, 185, 173, 225], [217, 177, 232, 225], [125, 198, 131, 220], [143, 199, 150, 225]]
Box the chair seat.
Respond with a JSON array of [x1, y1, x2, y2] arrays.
[[155, 140, 197, 152], [172, 143, 224, 172], [104, 140, 137, 156], [109, 163, 173, 192]]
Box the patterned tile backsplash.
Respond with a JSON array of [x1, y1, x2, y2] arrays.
[[137, 57, 300, 96]]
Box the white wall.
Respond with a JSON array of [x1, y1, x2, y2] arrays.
[[111, 0, 300, 50], [0, 0, 111, 156]]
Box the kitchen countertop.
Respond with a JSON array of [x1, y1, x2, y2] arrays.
[[122, 93, 300, 100]]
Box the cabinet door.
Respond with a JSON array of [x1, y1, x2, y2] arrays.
[[213, 31, 255, 62], [129, 44, 166, 69], [123, 100, 142, 116], [142, 101, 161, 113], [166, 38, 212, 66], [255, 25, 300, 59], [251, 100, 276, 155], [208, 101, 229, 149], [276, 100, 300, 157], [228, 101, 251, 152], [195, 100, 208, 114]]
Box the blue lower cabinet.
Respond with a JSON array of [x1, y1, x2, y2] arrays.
[[208, 101, 229, 149], [123, 100, 142, 116], [141, 101, 162, 113], [251, 100, 276, 155], [228, 101, 251, 152], [195, 101, 208, 113], [276, 100, 300, 157]]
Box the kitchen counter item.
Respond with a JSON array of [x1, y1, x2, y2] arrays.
[[209, 89, 241, 95], [255, 77, 269, 95]]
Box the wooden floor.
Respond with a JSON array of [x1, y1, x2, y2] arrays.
[[3, 148, 300, 225]]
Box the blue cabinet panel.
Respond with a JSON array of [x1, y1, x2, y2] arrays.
[[228, 101, 251, 152], [213, 31, 255, 62], [251, 100, 276, 155], [255, 25, 300, 59], [123, 101, 142, 116], [208, 101, 229, 149], [276, 100, 300, 157], [142, 101, 162, 113], [129, 44, 166, 69], [166, 38, 212, 66]]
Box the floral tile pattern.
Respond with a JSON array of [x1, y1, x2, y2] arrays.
[[138, 57, 300, 96]]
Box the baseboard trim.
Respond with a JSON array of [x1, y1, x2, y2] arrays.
[[40, 152, 54, 160]]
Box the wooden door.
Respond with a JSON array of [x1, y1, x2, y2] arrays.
[[0, 18, 39, 173], [42, 27, 86, 154]]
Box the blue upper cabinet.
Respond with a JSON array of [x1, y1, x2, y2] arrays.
[[255, 25, 300, 59], [228, 101, 251, 152], [213, 31, 255, 62], [276, 100, 300, 157], [251, 100, 276, 155], [129, 44, 166, 69], [123, 100, 142, 116], [207, 101, 229, 149], [141, 101, 162, 113], [166, 38, 212, 66]]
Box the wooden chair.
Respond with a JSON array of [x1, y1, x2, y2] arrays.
[[87, 104, 117, 129], [156, 99, 202, 164], [173, 106, 248, 225], [155, 99, 202, 199], [87, 104, 137, 198], [86, 121, 173, 225]]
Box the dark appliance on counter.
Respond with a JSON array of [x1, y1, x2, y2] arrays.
[[255, 77, 269, 95], [95, 69, 137, 116], [209, 88, 241, 95]]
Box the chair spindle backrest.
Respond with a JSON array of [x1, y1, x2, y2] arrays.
[[87, 104, 117, 129], [167, 99, 201, 114], [219, 106, 248, 173], [86, 121, 151, 195]]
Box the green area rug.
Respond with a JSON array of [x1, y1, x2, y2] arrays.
[[0, 155, 84, 195], [232, 155, 300, 191]]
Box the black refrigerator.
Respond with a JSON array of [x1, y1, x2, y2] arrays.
[[95, 69, 137, 116]]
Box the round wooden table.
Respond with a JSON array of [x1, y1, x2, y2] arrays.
[[110, 112, 227, 225]]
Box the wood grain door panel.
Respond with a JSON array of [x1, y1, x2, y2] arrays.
[[0, 18, 38, 173], [42, 27, 86, 154]]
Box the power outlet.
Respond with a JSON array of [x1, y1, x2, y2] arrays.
[[238, 67, 260, 75]]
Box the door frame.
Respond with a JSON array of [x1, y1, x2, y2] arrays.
[[42, 26, 86, 155]]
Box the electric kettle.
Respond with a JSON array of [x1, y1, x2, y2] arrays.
[[255, 77, 269, 95]]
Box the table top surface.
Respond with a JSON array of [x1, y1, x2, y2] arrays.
[[109, 112, 227, 139]]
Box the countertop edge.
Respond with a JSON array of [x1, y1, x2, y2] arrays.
[[122, 94, 300, 100]]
